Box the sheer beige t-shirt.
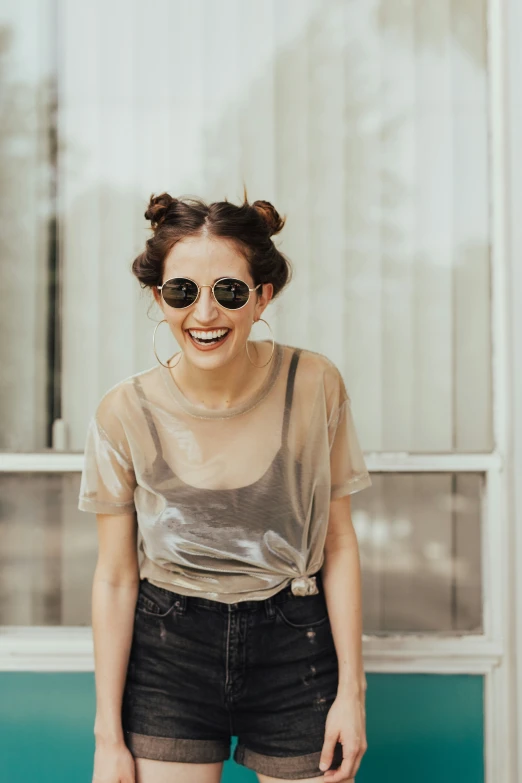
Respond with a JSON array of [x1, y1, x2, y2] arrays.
[[78, 341, 372, 603]]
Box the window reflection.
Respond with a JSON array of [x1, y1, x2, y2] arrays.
[[0, 473, 95, 626], [0, 472, 482, 633], [354, 473, 482, 634]]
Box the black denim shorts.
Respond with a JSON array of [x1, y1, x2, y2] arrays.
[[122, 570, 344, 780]]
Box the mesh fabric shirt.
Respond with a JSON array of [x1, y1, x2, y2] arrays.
[[78, 341, 372, 603]]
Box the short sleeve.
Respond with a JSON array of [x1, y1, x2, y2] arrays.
[[327, 370, 372, 500], [78, 399, 137, 514]]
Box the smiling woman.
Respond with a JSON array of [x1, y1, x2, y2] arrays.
[[77, 188, 372, 781]]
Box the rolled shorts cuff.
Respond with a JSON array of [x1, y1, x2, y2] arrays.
[[124, 730, 230, 763], [234, 744, 326, 780]]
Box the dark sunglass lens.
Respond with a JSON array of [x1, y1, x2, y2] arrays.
[[162, 278, 198, 308], [214, 279, 250, 309]]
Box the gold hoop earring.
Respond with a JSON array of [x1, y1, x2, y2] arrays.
[[153, 319, 182, 368], [246, 318, 275, 368]]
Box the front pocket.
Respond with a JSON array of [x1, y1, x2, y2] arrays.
[[275, 594, 330, 629], [136, 580, 181, 618]]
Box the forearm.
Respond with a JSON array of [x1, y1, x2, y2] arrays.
[[321, 527, 366, 698], [92, 574, 139, 743]]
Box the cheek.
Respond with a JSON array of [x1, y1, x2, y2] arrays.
[[232, 312, 254, 331], [164, 311, 184, 332]]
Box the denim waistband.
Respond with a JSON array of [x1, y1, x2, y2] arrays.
[[146, 570, 324, 614]]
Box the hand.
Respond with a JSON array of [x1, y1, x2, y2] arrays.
[[319, 693, 367, 782], [92, 738, 136, 783]]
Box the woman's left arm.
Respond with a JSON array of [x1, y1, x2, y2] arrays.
[[319, 492, 367, 781]]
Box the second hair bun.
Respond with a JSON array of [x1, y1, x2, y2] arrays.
[[252, 200, 286, 237]]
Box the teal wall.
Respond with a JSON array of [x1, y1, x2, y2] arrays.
[[0, 673, 484, 783]]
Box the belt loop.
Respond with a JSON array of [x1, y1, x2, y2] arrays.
[[264, 595, 275, 619]]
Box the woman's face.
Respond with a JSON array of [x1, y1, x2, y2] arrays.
[[153, 235, 273, 369]]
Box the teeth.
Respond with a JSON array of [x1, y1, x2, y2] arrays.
[[189, 328, 229, 340]]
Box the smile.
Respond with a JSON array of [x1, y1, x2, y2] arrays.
[[186, 328, 231, 349]]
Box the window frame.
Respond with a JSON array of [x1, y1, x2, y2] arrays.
[[0, 1, 516, 780]]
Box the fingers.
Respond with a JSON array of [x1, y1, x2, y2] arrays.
[[323, 744, 365, 782], [318, 730, 338, 772]]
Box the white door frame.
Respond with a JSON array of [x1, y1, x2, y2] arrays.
[[504, 0, 522, 779]]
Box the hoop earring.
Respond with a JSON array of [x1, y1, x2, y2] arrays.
[[153, 319, 182, 369], [246, 318, 275, 368]]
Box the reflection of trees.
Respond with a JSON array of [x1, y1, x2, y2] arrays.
[[379, 0, 486, 67], [354, 471, 483, 634], [0, 23, 56, 450], [202, 0, 488, 354]]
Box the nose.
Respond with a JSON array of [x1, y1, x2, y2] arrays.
[[193, 285, 219, 322]]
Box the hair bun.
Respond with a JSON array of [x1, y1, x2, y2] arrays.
[[145, 192, 177, 229], [252, 200, 286, 237]]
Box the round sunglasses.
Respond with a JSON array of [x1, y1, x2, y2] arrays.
[[157, 276, 262, 311]]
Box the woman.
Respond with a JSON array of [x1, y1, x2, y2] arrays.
[[79, 190, 372, 783]]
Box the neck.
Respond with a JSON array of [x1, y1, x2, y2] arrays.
[[170, 341, 273, 410]]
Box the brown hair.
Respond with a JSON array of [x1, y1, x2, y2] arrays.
[[132, 185, 292, 300]]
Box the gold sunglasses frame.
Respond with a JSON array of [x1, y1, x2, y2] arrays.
[[156, 276, 262, 311]]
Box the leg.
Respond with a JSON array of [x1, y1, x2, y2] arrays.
[[134, 758, 224, 783], [124, 587, 231, 781], [234, 588, 344, 781]]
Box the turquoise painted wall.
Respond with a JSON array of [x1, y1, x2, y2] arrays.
[[0, 673, 484, 783]]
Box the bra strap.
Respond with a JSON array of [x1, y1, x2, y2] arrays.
[[132, 377, 164, 455], [282, 348, 301, 446], [134, 350, 301, 456]]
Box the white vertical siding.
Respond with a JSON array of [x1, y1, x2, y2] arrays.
[[56, 0, 490, 456]]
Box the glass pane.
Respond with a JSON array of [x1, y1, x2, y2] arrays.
[[0, 1, 491, 454], [1, 472, 482, 634], [57, 0, 491, 454], [0, 473, 95, 626], [0, 1, 55, 451], [354, 473, 483, 634]]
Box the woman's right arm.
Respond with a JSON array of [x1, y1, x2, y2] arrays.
[[91, 510, 140, 782]]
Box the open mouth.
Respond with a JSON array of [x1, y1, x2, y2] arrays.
[[186, 328, 231, 348]]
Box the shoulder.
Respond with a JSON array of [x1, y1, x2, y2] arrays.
[[281, 343, 348, 404], [93, 365, 160, 431]]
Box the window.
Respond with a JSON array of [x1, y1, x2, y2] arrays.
[[0, 0, 492, 636]]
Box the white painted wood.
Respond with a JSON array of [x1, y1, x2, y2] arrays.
[[0, 625, 502, 673], [307, 1, 347, 359], [413, 0, 454, 453], [0, 451, 503, 472], [343, 0, 383, 447], [486, 0, 517, 778], [0, 453, 84, 471], [452, 1, 492, 453], [272, 0, 315, 344], [59, 0, 104, 451], [505, 0, 522, 774], [380, 0, 416, 453]]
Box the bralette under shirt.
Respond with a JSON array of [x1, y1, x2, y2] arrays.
[[78, 341, 372, 603]]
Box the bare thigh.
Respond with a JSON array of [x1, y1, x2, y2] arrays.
[[134, 758, 224, 783]]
